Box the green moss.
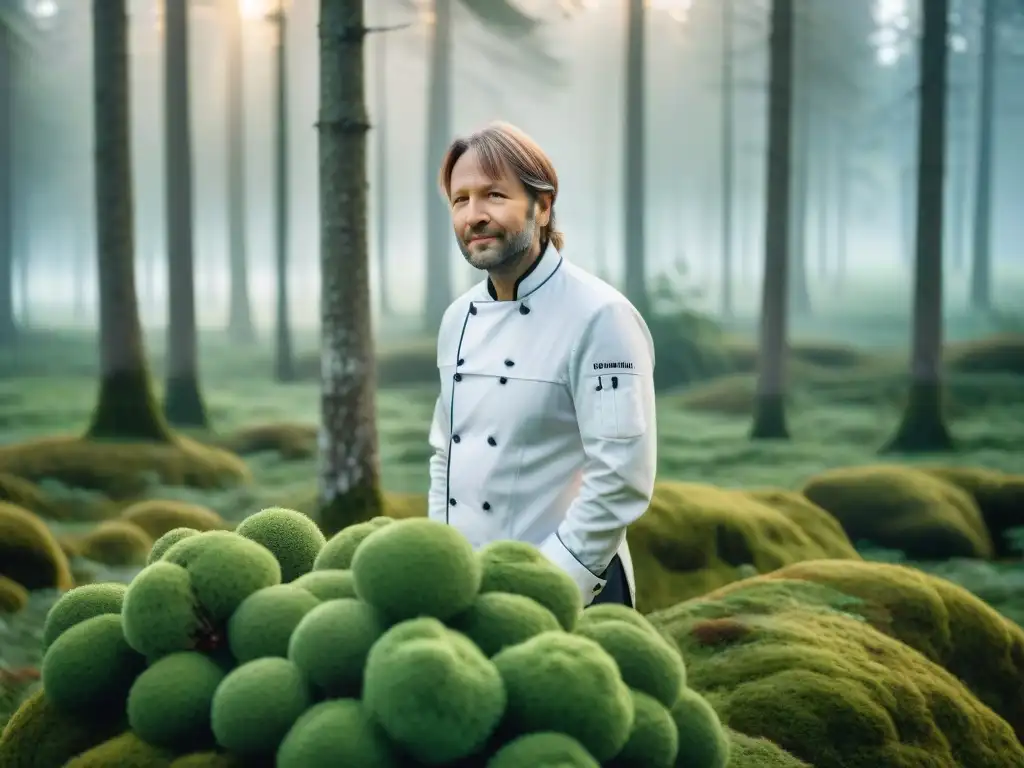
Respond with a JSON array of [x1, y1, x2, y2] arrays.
[[314, 517, 393, 571], [77, 520, 152, 566], [121, 500, 228, 540], [362, 617, 505, 764], [226, 584, 321, 663], [723, 728, 811, 767], [0, 501, 74, 590], [477, 540, 582, 631], [448, 591, 561, 657], [290, 569, 357, 601], [121, 561, 205, 659], [0, 574, 28, 613], [492, 631, 633, 762], [276, 699, 401, 767], [148, 528, 200, 565], [42, 582, 127, 651], [234, 507, 326, 583], [86, 369, 172, 443], [287, 598, 384, 697], [318, 480, 386, 538], [351, 518, 480, 624], [670, 687, 730, 768], [127, 652, 225, 750], [606, 689, 678, 768], [64, 730, 174, 767], [486, 732, 599, 767]]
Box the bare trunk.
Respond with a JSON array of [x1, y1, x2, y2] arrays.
[[374, 1, 391, 317], [163, 0, 208, 427], [317, 0, 383, 535], [835, 124, 849, 290], [751, 0, 794, 441], [274, 1, 294, 381], [87, 0, 170, 443], [816, 106, 830, 279], [719, 0, 734, 318], [423, 0, 452, 332], [225, 0, 255, 343], [882, 0, 953, 453], [969, 0, 995, 311], [0, 21, 14, 346], [787, 4, 810, 318], [623, 0, 647, 314]]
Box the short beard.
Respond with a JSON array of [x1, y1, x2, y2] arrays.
[[458, 207, 537, 275]]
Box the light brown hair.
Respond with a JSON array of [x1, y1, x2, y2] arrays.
[[438, 121, 564, 251]]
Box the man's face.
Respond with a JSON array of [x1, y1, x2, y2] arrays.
[[448, 147, 546, 273]]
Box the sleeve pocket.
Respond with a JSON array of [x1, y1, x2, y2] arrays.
[[587, 373, 647, 439]]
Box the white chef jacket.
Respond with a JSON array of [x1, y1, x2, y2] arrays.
[[427, 246, 657, 607]]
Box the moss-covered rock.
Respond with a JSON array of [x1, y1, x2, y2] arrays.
[[290, 568, 357, 601], [670, 687, 730, 768], [0, 574, 28, 613], [723, 728, 811, 767], [801, 464, 994, 559], [226, 584, 321, 663], [628, 483, 859, 613], [363, 617, 505, 764], [313, 516, 394, 571], [234, 507, 326, 583], [0, 435, 249, 500], [648, 569, 1024, 768], [42, 581, 127, 651], [486, 732, 599, 767], [276, 698, 401, 767], [0, 501, 74, 591], [606, 689, 678, 768], [120, 500, 228, 540], [121, 561, 205, 659], [214, 422, 318, 461], [75, 520, 153, 566], [0, 689, 124, 768], [477, 540, 582, 631], [945, 333, 1024, 375], [448, 591, 562, 657], [148, 527, 200, 564], [0, 473, 55, 518], [64, 731, 174, 767], [919, 465, 1024, 556]]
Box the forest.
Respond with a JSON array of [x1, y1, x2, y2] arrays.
[[0, 0, 1022, 766]]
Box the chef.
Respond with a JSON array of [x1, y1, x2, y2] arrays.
[[426, 121, 657, 608]]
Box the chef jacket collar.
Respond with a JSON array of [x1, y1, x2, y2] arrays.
[[482, 239, 562, 302]]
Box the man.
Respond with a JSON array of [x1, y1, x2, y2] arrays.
[[426, 121, 657, 608]]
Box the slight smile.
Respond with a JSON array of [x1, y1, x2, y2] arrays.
[[470, 236, 496, 244]]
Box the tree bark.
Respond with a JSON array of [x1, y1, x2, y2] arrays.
[[719, 0, 734, 318], [163, 0, 208, 427], [274, 0, 294, 381], [751, 0, 794, 441], [623, 0, 648, 315], [0, 21, 15, 347], [422, 0, 453, 333], [317, 0, 384, 536], [225, 0, 255, 344], [87, 0, 171, 443], [788, 3, 811, 318], [373, 0, 391, 318], [882, 0, 953, 453], [969, 0, 996, 312]]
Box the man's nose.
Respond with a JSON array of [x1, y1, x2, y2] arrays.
[[466, 200, 490, 226]]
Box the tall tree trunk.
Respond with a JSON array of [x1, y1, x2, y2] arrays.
[[882, 0, 953, 453], [317, 0, 383, 536], [274, 0, 294, 381], [788, 3, 811, 317], [87, 0, 171, 443], [163, 0, 208, 427], [423, 0, 452, 332], [969, 0, 996, 312], [719, 0, 734, 318], [750, 0, 794, 441], [835, 123, 849, 291], [623, 0, 647, 314], [374, 1, 391, 318], [0, 21, 15, 346], [225, 0, 255, 343], [817, 106, 831, 279]]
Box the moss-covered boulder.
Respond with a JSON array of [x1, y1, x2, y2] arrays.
[[918, 465, 1024, 556], [648, 567, 1024, 768], [0, 574, 29, 613], [945, 333, 1024, 375], [0, 689, 125, 768], [0, 473, 55, 518], [0, 435, 249, 500], [214, 422, 318, 461], [276, 698, 402, 767], [724, 728, 811, 767], [227, 584, 321, 662], [75, 520, 153, 566], [120, 500, 228, 540], [801, 464, 995, 559], [64, 731, 174, 767], [235, 507, 326, 583], [0, 501, 74, 591], [627, 483, 860, 613], [42, 582, 127, 651]]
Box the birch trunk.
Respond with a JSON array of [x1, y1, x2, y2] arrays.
[[87, 0, 170, 442], [317, 0, 383, 536], [882, 0, 953, 453], [750, 0, 794, 441], [163, 0, 208, 426]]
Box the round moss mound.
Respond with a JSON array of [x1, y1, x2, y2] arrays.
[[0, 573, 29, 613], [276, 698, 401, 767], [64, 731, 172, 766], [477, 540, 582, 631], [42, 581, 127, 651], [127, 651, 226, 749], [288, 598, 385, 697], [493, 631, 634, 762], [215, 421, 318, 461], [76, 520, 153, 566], [210, 657, 312, 756], [487, 732, 600, 767], [235, 507, 326, 583], [606, 688, 678, 768], [363, 617, 506, 764], [313, 516, 393, 570], [352, 518, 481, 623], [121, 560, 205, 659], [0, 500, 74, 590], [148, 526, 200, 564], [120, 499, 228, 540], [291, 568, 357, 600], [448, 591, 561, 657], [670, 687, 731, 768], [227, 584, 321, 662], [41, 612, 147, 715]]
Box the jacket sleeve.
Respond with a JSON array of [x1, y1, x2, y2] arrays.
[[537, 300, 657, 606], [427, 392, 450, 523]]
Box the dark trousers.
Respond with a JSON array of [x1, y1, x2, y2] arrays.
[[591, 554, 633, 608]]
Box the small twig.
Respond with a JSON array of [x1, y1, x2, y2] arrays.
[[366, 23, 414, 34]]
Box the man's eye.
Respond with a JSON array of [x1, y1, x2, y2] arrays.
[[488, 192, 505, 199], [452, 197, 467, 205]]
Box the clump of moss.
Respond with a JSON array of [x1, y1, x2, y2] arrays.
[[215, 422, 318, 461], [226, 584, 321, 662], [42, 582, 127, 651], [235, 507, 326, 583], [606, 688, 678, 767], [0, 501, 74, 591], [76, 520, 153, 566], [148, 527, 200, 564], [313, 516, 393, 571], [291, 568, 357, 601], [477, 540, 583, 631], [120, 499, 228, 540], [448, 591, 561, 657], [0, 574, 29, 613], [288, 598, 385, 697], [487, 732, 599, 767], [276, 698, 401, 767]]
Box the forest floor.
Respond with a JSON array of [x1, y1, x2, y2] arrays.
[[1, 306, 1023, 730]]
